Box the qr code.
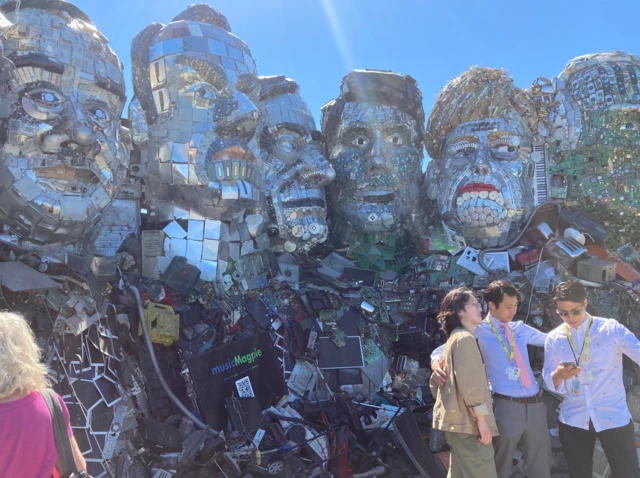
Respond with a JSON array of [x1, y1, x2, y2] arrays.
[[235, 376, 255, 398]]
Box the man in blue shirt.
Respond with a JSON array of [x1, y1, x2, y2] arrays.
[[432, 280, 551, 478], [544, 280, 640, 478]]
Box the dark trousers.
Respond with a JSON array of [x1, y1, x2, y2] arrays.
[[559, 420, 640, 478]]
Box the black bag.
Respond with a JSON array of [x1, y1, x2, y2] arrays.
[[428, 339, 459, 454], [41, 389, 93, 478], [428, 426, 449, 453]]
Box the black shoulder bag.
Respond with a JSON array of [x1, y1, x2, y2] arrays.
[[428, 341, 453, 453], [41, 389, 92, 478]]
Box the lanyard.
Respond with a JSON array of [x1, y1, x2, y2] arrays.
[[564, 314, 594, 367], [485, 315, 515, 363]]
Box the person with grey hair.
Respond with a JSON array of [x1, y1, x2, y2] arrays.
[[0, 312, 86, 477]]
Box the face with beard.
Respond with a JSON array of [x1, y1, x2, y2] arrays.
[[256, 76, 335, 253], [322, 70, 424, 237], [131, 5, 265, 282], [426, 67, 538, 248], [543, 51, 640, 248], [0, 2, 128, 245]]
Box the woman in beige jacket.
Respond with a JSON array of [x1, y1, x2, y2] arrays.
[[430, 287, 498, 478]]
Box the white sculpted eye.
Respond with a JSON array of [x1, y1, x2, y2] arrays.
[[276, 134, 297, 154], [86, 103, 112, 129], [352, 135, 369, 147], [449, 141, 477, 158], [621, 122, 638, 131], [22, 87, 64, 120], [28, 88, 63, 106], [490, 136, 520, 159], [495, 145, 516, 154], [386, 134, 403, 146], [186, 82, 217, 99]]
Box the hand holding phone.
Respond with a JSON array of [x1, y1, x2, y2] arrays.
[[553, 361, 581, 384]]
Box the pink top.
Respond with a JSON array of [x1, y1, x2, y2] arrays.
[[0, 391, 73, 478]]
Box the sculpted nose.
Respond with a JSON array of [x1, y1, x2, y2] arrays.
[[366, 132, 386, 174], [472, 145, 491, 175], [68, 101, 95, 146], [297, 146, 337, 187], [70, 123, 95, 146], [216, 91, 259, 140]]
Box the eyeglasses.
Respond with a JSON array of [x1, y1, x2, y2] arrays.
[[556, 306, 584, 318], [466, 300, 482, 309]]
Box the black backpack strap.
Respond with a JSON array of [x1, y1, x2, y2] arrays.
[[41, 389, 78, 477]]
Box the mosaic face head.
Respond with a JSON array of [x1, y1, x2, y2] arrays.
[[130, 5, 266, 283], [322, 70, 424, 235], [130, 5, 260, 212], [544, 52, 640, 246], [0, 1, 128, 245], [426, 67, 538, 248], [256, 76, 335, 253]]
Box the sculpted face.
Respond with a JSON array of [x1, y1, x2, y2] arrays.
[[0, 6, 128, 244], [545, 52, 640, 245], [133, 20, 259, 206], [428, 114, 534, 248], [328, 102, 422, 233], [426, 67, 539, 249], [257, 84, 334, 252], [132, 7, 274, 284]]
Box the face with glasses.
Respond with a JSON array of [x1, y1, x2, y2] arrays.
[[555, 300, 588, 328], [460, 296, 484, 330]]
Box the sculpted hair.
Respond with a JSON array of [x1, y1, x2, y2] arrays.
[[553, 280, 587, 304], [484, 280, 519, 308], [0, 0, 92, 23], [425, 66, 538, 160], [561, 51, 640, 108], [321, 69, 425, 150], [437, 287, 475, 337], [0, 312, 49, 400]]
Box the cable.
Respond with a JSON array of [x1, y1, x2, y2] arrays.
[[582, 232, 596, 245], [213, 459, 230, 478], [129, 284, 218, 435], [522, 252, 544, 325], [478, 201, 561, 273]]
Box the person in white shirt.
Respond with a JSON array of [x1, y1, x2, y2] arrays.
[[543, 280, 640, 478]]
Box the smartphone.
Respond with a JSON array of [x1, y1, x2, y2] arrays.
[[561, 361, 577, 368]]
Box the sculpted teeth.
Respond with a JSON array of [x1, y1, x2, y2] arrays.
[[457, 192, 504, 207]]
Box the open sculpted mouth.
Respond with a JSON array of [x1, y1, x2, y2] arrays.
[[212, 145, 256, 163], [455, 182, 507, 227], [355, 190, 396, 204], [35, 164, 101, 185], [282, 197, 326, 209]]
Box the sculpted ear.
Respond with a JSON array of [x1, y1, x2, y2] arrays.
[[424, 160, 439, 201], [128, 97, 149, 146], [130, 22, 164, 124]]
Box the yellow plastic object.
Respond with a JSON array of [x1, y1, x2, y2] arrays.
[[138, 303, 180, 346]]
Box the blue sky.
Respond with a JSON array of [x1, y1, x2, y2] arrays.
[[72, 0, 640, 163]]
